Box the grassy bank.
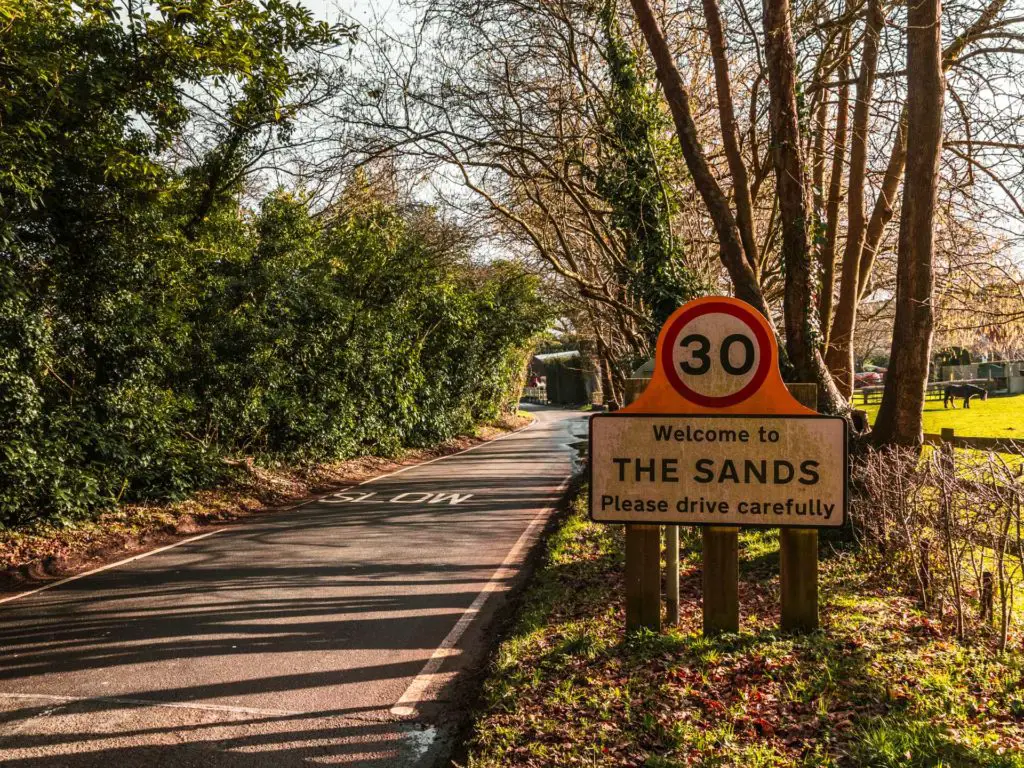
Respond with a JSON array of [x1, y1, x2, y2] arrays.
[[463, 486, 1024, 767]]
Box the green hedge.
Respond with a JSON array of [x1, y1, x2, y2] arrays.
[[0, 0, 548, 527], [0, 186, 546, 528]]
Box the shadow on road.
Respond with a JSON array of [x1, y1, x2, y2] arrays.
[[0, 414, 582, 766]]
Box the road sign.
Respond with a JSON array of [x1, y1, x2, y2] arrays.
[[592, 296, 849, 634], [661, 300, 772, 407], [590, 413, 846, 526], [590, 296, 847, 526]]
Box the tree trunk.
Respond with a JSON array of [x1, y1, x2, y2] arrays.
[[817, 37, 850, 348], [626, 0, 770, 324], [702, 0, 759, 276], [873, 0, 944, 447], [762, 0, 849, 416], [824, 0, 884, 396], [857, 117, 908, 300]]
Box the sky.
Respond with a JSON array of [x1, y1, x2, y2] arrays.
[[307, 0, 409, 27]]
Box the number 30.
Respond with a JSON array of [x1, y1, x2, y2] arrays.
[[679, 333, 754, 376]]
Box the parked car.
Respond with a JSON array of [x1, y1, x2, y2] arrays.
[[854, 371, 884, 388]]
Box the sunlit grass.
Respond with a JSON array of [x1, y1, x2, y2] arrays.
[[859, 392, 1024, 440], [465, 484, 1024, 768]]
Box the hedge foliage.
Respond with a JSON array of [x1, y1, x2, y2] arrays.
[[0, 0, 548, 527]]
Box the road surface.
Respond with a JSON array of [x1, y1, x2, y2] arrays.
[[0, 406, 585, 767]]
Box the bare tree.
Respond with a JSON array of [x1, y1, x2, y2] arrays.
[[627, 0, 772, 323], [873, 0, 945, 446]]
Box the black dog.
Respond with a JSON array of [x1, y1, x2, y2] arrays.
[[943, 384, 988, 409]]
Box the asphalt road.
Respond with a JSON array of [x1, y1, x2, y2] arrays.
[[0, 406, 585, 767]]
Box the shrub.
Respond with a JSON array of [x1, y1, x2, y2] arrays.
[[0, 1, 549, 528], [850, 444, 1024, 647]]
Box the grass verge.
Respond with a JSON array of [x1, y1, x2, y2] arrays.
[[462, 484, 1024, 767]]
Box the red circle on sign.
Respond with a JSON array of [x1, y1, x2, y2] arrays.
[[660, 300, 773, 407]]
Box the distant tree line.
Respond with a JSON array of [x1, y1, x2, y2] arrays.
[[0, 0, 548, 527]]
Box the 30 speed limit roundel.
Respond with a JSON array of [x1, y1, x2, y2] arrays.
[[659, 300, 772, 407]]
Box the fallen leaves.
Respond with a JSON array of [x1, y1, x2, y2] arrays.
[[465, 489, 1024, 768]]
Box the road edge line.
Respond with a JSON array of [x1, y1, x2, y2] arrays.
[[0, 414, 541, 606], [0, 691, 302, 717], [0, 528, 226, 606], [390, 475, 572, 718]]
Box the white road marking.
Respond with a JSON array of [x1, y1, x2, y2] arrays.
[[388, 492, 435, 504], [0, 528, 226, 606], [0, 419, 539, 607], [281, 418, 537, 510], [0, 691, 302, 717], [324, 491, 476, 505], [390, 476, 572, 718]]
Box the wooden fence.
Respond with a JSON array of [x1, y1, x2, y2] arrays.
[[855, 378, 993, 405], [923, 428, 1023, 456]]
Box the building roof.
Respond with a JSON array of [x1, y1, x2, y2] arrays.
[[534, 350, 580, 361]]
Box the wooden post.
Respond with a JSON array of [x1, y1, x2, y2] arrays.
[[780, 383, 819, 632], [623, 379, 661, 632], [625, 524, 662, 632], [703, 526, 739, 633], [780, 529, 818, 631], [640, 524, 661, 630], [665, 525, 679, 625]]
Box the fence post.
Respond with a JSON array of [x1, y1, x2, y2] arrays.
[[780, 383, 819, 632], [939, 428, 956, 473]]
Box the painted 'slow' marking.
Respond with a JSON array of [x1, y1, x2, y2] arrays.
[[322, 491, 474, 505]]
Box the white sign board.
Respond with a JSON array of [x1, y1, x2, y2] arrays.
[[590, 414, 847, 527]]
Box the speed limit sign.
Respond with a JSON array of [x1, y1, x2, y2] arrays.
[[590, 295, 847, 636], [589, 296, 847, 528], [660, 299, 772, 408]]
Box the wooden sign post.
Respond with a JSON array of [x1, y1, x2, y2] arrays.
[[780, 383, 819, 632], [590, 297, 847, 635]]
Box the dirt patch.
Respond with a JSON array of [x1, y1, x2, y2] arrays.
[[0, 414, 532, 595]]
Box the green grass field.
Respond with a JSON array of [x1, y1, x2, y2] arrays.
[[861, 392, 1024, 439]]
